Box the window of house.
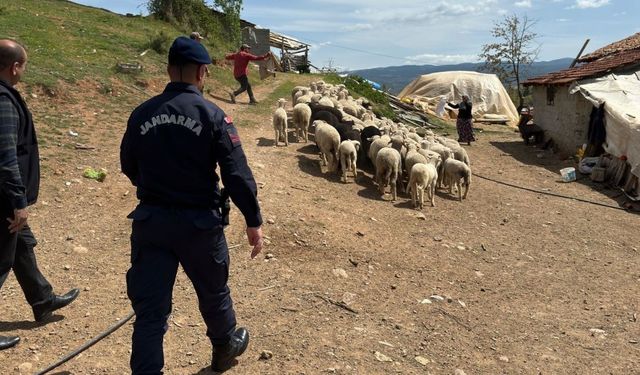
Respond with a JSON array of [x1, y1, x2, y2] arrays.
[[546, 86, 556, 106]]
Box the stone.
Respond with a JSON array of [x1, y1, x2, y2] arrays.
[[420, 299, 432, 304], [498, 355, 509, 362], [456, 245, 466, 251], [590, 328, 606, 337], [430, 295, 445, 302], [374, 351, 393, 362], [265, 253, 274, 260], [433, 236, 443, 242], [267, 218, 275, 224], [73, 245, 89, 254], [63, 265, 71, 270], [332, 268, 348, 278], [17, 362, 33, 373], [458, 300, 467, 308], [259, 350, 273, 360], [414, 356, 431, 366], [416, 213, 427, 220], [455, 370, 467, 375]]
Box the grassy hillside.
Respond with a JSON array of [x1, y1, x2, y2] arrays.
[[0, 0, 253, 91]]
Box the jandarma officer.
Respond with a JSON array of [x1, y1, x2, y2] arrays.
[[120, 36, 264, 374]]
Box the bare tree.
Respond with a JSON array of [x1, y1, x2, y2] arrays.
[[479, 14, 539, 110]]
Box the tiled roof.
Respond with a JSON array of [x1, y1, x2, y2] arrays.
[[524, 48, 640, 86], [578, 33, 640, 62]]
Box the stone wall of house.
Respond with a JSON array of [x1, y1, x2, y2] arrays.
[[531, 85, 593, 156]]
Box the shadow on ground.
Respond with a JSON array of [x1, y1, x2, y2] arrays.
[[490, 139, 638, 213]]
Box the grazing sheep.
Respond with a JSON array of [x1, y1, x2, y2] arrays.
[[404, 143, 428, 181], [273, 98, 288, 146], [309, 103, 345, 122], [367, 135, 392, 165], [442, 158, 471, 201], [318, 96, 334, 108], [407, 163, 438, 209], [313, 120, 340, 172], [292, 103, 312, 143], [338, 140, 360, 183], [375, 147, 402, 201]]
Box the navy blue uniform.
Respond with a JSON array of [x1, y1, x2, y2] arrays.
[[120, 82, 262, 374]]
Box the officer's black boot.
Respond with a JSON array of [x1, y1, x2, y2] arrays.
[[0, 336, 20, 350], [33, 288, 80, 322], [211, 327, 249, 372]]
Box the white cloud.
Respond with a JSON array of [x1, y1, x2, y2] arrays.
[[497, 8, 509, 14], [514, 0, 532, 7], [309, 41, 333, 50], [556, 18, 570, 22], [573, 0, 610, 8], [342, 23, 374, 31], [404, 53, 481, 65]]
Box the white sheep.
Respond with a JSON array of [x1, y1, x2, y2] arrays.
[[313, 120, 340, 172], [367, 135, 391, 165], [375, 147, 402, 201], [273, 98, 288, 146], [404, 142, 428, 180], [338, 140, 360, 183], [407, 163, 438, 209], [292, 103, 311, 143], [442, 158, 471, 201]]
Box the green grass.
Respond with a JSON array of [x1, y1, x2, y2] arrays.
[[0, 0, 239, 90]]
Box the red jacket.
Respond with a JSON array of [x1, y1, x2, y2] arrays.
[[225, 51, 269, 78]]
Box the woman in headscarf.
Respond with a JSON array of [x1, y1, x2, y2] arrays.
[[448, 95, 475, 145]]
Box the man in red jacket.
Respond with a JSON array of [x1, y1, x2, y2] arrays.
[[226, 44, 269, 104]]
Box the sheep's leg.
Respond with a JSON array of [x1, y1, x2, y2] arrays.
[[430, 181, 436, 207], [340, 155, 347, 183], [274, 129, 279, 147], [410, 182, 416, 208], [463, 178, 470, 199], [284, 123, 289, 146], [391, 175, 397, 201], [351, 158, 357, 182], [457, 180, 462, 201]]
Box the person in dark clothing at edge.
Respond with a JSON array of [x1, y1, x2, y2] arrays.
[[225, 44, 269, 105], [0, 39, 80, 351], [448, 94, 476, 145], [120, 36, 264, 374]]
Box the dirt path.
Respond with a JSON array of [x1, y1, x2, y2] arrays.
[[1, 75, 639, 375]]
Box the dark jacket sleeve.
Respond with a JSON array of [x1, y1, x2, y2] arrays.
[[213, 114, 262, 227], [120, 115, 139, 186], [0, 97, 27, 209], [447, 102, 459, 109]]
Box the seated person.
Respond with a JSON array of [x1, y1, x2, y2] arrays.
[[517, 107, 544, 145]]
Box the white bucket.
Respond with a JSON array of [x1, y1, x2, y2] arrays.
[[560, 167, 576, 182]]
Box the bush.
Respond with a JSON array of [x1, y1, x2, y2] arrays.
[[326, 73, 396, 120], [147, 30, 171, 54]]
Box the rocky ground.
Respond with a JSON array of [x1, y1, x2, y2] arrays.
[[1, 74, 639, 374]]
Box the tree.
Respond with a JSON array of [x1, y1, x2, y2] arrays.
[[479, 14, 539, 110]]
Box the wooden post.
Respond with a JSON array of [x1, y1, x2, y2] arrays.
[[570, 39, 590, 68]]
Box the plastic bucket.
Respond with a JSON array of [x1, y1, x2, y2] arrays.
[[560, 167, 576, 182]]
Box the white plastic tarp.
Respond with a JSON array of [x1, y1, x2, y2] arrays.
[[569, 69, 640, 177], [398, 71, 519, 124]]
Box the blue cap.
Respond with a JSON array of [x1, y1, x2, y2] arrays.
[[168, 36, 212, 65]]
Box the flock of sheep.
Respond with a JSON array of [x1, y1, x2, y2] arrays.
[[272, 80, 472, 209]]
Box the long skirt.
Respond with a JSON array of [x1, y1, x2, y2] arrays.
[[456, 117, 475, 143]]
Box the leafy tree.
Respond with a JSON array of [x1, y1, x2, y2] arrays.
[[479, 14, 539, 110], [146, 0, 242, 46]]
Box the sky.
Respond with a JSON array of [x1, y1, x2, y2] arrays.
[[72, 0, 639, 71]]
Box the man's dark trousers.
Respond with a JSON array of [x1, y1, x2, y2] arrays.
[[0, 202, 54, 308], [127, 204, 236, 374], [232, 75, 255, 102]]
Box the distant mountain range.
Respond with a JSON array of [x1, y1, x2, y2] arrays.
[[349, 58, 574, 94]]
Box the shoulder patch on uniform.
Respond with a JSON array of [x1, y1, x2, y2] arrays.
[[226, 125, 241, 146]]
